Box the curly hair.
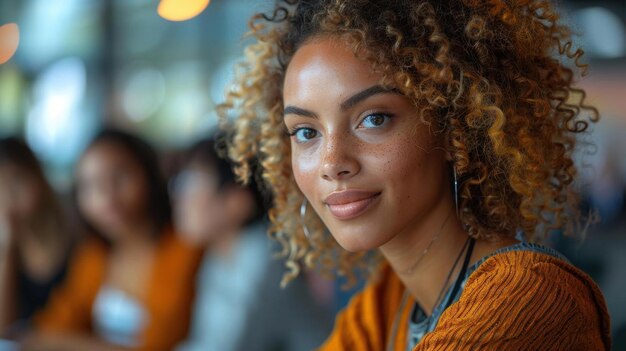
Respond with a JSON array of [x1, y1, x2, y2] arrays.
[[218, 0, 598, 286]]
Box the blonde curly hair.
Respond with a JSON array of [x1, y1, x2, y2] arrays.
[[218, 0, 598, 286]]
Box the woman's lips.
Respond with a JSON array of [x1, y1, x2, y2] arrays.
[[324, 190, 381, 220]]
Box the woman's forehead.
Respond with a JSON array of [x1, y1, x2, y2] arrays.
[[283, 38, 383, 102]]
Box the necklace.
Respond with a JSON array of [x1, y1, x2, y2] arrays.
[[386, 237, 475, 351], [427, 237, 470, 316], [402, 208, 453, 276]]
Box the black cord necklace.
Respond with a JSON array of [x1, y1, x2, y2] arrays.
[[386, 237, 476, 351], [420, 237, 474, 337], [429, 237, 471, 316], [441, 237, 475, 311]]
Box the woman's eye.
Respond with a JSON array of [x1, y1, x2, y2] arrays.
[[359, 113, 391, 128], [289, 127, 319, 143]]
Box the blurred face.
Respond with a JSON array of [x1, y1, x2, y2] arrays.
[[172, 164, 230, 246], [283, 37, 450, 252], [0, 164, 42, 219], [76, 141, 150, 240]]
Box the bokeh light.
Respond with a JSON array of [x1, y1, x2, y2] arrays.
[[157, 0, 210, 22], [19, 0, 101, 71], [0, 66, 25, 135], [576, 6, 626, 59], [121, 67, 166, 122], [26, 57, 95, 166], [0, 23, 20, 65]]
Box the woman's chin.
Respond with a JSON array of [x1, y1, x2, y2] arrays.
[[329, 228, 391, 253]]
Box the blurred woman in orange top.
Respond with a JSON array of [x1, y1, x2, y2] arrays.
[[22, 129, 203, 351], [219, 0, 612, 350]]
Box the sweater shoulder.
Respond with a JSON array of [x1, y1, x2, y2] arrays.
[[441, 250, 612, 350], [466, 249, 607, 309]]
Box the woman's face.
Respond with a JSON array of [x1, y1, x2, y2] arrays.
[[0, 164, 42, 226], [283, 37, 451, 252], [76, 141, 150, 240], [172, 164, 229, 246]]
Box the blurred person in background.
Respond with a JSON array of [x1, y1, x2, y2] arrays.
[[0, 137, 74, 336], [172, 136, 333, 351], [21, 129, 203, 351]]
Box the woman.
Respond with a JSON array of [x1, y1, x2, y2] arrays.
[[0, 137, 73, 334], [172, 136, 333, 351], [219, 0, 612, 350], [23, 129, 203, 351]]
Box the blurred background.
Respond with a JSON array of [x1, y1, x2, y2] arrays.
[[0, 0, 625, 350], [0, 0, 270, 187]]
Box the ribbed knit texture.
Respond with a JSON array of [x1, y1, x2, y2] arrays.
[[319, 251, 611, 351]]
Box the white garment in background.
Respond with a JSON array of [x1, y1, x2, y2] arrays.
[[92, 285, 147, 348]]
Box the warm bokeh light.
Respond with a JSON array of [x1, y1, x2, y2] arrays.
[[0, 23, 20, 65], [157, 0, 211, 22]]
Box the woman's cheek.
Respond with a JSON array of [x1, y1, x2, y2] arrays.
[[291, 145, 320, 197]]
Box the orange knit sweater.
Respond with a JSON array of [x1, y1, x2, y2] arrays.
[[320, 250, 611, 351], [34, 229, 203, 351]]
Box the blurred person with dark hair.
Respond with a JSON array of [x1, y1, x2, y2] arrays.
[[172, 136, 333, 351], [22, 129, 203, 351], [0, 137, 73, 335]]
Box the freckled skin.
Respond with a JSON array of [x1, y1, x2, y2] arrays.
[[283, 37, 452, 252]]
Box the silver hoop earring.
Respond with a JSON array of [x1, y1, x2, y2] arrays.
[[453, 166, 460, 217], [300, 198, 311, 239]]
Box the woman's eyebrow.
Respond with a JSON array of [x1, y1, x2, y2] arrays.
[[283, 85, 401, 118], [340, 85, 401, 111], [283, 106, 318, 119]]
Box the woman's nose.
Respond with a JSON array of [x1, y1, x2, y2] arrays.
[[319, 134, 360, 181]]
